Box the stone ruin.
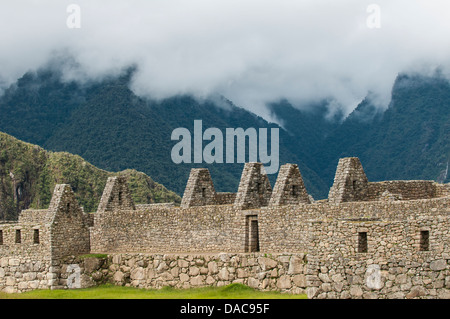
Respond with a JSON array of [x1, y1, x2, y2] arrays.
[[0, 157, 449, 299], [328, 157, 369, 203]]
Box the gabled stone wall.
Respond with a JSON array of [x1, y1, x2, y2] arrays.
[[328, 157, 369, 203], [269, 164, 310, 206], [97, 176, 136, 212], [180, 168, 217, 208], [234, 163, 272, 210], [49, 184, 91, 260]]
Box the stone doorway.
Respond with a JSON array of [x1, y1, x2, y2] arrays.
[[245, 215, 260, 252]]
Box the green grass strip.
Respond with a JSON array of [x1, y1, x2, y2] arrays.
[[0, 283, 307, 299]]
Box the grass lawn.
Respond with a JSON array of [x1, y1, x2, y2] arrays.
[[0, 283, 308, 299]]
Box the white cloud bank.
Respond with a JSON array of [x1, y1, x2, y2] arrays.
[[0, 0, 450, 121]]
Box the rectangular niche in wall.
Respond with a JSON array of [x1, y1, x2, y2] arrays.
[[33, 229, 40, 244], [358, 232, 368, 253], [420, 230, 429, 251], [15, 229, 21, 244], [291, 185, 299, 196]]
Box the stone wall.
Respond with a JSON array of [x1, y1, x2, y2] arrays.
[[91, 195, 450, 256], [180, 169, 236, 207], [1, 157, 450, 298], [179, 160, 447, 209], [368, 180, 437, 201], [215, 192, 236, 205], [54, 251, 450, 299], [259, 196, 449, 253], [436, 183, 450, 197], [57, 253, 307, 294], [305, 253, 450, 299], [97, 176, 136, 212], [0, 211, 53, 293], [181, 169, 217, 208], [234, 163, 272, 210], [90, 205, 248, 253], [328, 157, 369, 204], [0, 255, 54, 293], [0, 184, 91, 293], [327, 158, 446, 204], [305, 216, 450, 299], [47, 185, 91, 260], [269, 164, 310, 206], [18, 209, 52, 224]]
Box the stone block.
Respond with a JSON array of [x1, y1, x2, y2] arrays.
[[276, 275, 291, 289], [430, 260, 447, 271]]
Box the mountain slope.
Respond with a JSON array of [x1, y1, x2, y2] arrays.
[[0, 132, 180, 220], [312, 73, 450, 187], [0, 68, 329, 199], [0, 67, 448, 204]]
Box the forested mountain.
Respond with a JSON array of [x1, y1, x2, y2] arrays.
[[0, 67, 448, 210], [316, 73, 450, 188], [0, 132, 180, 220], [0, 68, 328, 198], [268, 72, 450, 190]]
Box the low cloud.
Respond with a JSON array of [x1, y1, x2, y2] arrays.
[[1, 0, 450, 121]]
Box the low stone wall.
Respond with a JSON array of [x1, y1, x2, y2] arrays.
[[5, 251, 450, 299], [0, 256, 53, 293], [60, 253, 308, 294], [368, 180, 437, 201], [90, 206, 247, 253], [306, 254, 450, 299], [436, 183, 450, 197], [215, 193, 236, 205]]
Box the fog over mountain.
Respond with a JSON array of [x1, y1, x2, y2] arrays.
[[1, 1, 450, 122]]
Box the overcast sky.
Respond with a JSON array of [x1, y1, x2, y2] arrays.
[[1, 0, 450, 121]]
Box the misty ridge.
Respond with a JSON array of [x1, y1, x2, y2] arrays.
[[0, 1, 449, 201], [1, 1, 450, 122], [0, 56, 448, 199]]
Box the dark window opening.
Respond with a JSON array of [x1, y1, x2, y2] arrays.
[[0, 230, 3, 245], [256, 182, 262, 193], [358, 232, 367, 253], [420, 231, 429, 251], [201, 188, 206, 198], [66, 202, 71, 212], [352, 180, 357, 190], [291, 185, 299, 196], [118, 191, 123, 205], [34, 229, 40, 244], [15, 230, 21, 244]]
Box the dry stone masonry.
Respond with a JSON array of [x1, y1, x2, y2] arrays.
[[0, 157, 449, 299], [74, 253, 307, 294], [269, 164, 310, 206]]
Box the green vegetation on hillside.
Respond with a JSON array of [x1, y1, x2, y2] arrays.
[[0, 67, 448, 206], [270, 72, 450, 188], [315, 73, 450, 186], [0, 68, 329, 199], [0, 132, 180, 220]]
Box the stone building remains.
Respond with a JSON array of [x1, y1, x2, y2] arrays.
[[0, 157, 449, 299]]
